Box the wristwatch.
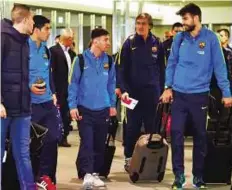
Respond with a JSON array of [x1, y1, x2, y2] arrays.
[[164, 85, 172, 90]]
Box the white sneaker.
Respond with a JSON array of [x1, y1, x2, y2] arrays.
[[82, 173, 93, 190], [92, 173, 105, 187], [124, 157, 131, 173]]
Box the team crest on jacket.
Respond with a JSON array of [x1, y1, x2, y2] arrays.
[[199, 42, 206, 49], [152, 46, 158, 53], [43, 53, 48, 59], [103, 63, 109, 69]]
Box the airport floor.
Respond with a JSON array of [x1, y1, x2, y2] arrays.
[[56, 130, 231, 190]]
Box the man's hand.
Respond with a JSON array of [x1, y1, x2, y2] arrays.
[[160, 89, 173, 103], [70, 108, 82, 121], [52, 94, 57, 106], [222, 97, 232, 108], [110, 107, 117, 116], [121, 92, 129, 101], [0, 104, 7, 118], [115, 88, 122, 98], [31, 84, 46, 95]]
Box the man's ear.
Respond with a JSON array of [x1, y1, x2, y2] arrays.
[[194, 15, 199, 23]]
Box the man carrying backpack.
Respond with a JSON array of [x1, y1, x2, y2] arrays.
[[119, 13, 165, 172], [68, 28, 116, 190]]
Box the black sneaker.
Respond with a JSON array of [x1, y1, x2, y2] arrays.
[[172, 174, 186, 190], [193, 176, 207, 189]]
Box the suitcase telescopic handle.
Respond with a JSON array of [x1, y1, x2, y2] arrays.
[[148, 102, 171, 143]]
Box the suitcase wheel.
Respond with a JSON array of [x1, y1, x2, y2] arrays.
[[157, 172, 165, 182], [130, 172, 139, 183]]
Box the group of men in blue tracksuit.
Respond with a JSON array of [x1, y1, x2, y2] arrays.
[[1, 3, 232, 190]]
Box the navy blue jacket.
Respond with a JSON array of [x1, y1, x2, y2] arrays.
[[1, 19, 31, 117], [119, 32, 165, 95]]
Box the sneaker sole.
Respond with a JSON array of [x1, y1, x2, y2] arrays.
[[93, 184, 106, 188], [36, 183, 47, 190], [172, 182, 187, 190], [192, 184, 207, 189]]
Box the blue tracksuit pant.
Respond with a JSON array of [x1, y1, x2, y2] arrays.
[[77, 106, 109, 176], [124, 86, 160, 158], [31, 101, 59, 182], [171, 91, 208, 177]]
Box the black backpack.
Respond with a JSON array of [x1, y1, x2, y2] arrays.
[[77, 54, 113, 83]]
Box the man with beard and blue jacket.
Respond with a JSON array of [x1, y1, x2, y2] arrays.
[[119, 13, 165, 172], [160, 3, 232, 189]]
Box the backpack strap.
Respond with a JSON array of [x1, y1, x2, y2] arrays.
[[129, 34, 135, 50], [107, 54, 113, 71], [77, 54, 84, 83], [45, 46, 50, 60]]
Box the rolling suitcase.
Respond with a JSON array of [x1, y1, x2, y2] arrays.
[[203, 108, 232, 185], [99, 116, 118, 178], [129, 103, 169, 183]]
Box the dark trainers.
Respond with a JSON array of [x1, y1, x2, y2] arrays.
[[193, 176, 207, 189], [172, 174, 186, 190]]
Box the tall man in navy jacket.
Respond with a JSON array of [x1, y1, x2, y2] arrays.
[[160, 3, 232, 189], [1, 5, 36, 190], [68, 28, 116, 190], [29, 15, 59, 189], [119, 13, 165, 171]]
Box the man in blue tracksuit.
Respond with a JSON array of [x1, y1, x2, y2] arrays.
[[29, 15, 59, 190], [160, 3, 232, 189], [68, 28, 116, 190], [119, 13, 165, 171]]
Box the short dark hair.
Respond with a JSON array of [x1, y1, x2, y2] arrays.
[[217, 28, 230, 38], [136, 13, 153, 28], [33, 15, 50, 30], [11, 4, 31, 24], [176, 3, 202, 22], [172, 22, 183, 30], [55, 35, 60, 39], [91, 28, 109, 39]]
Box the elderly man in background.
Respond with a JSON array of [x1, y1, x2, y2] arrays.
[[50, 28, 76, 147]]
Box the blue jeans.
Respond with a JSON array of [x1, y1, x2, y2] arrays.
[[1, 116, 35, 190]]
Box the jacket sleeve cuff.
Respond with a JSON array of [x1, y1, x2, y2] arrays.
[[69, 103, 78, 110], [165, 82, 172, 88], [111, 102, 116, 108], [222, 89, 232, 98]]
